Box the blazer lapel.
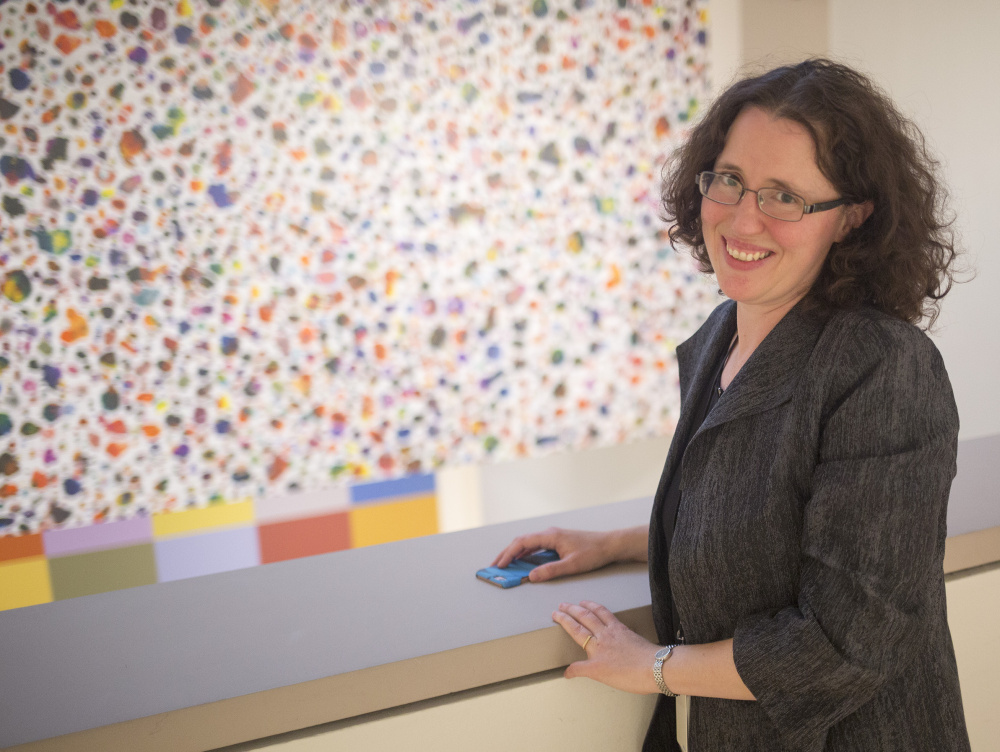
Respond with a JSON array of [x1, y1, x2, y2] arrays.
[[652, 301, 737, 509], [697, 300, 826, 437]]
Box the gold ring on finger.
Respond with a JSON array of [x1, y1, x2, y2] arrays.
[[582, 634, 593, 650]]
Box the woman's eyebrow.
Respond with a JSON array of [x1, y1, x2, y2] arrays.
[[713, 161, 803, 194]]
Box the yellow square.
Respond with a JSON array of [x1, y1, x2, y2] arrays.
[[349, 495, 438, 549], [152, 499, 255, 538], [0, 556, 53, 611]]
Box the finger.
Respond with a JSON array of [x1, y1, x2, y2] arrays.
[[491, 532, 552, 568], [491, 540, 533, 568], [551, 608, 592, 648], [560, 602, 605, 635], [579, 601, 617, 627]]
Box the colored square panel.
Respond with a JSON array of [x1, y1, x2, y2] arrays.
[[154, 526, 260, 583], [258, 511, 351, 564], [349, 474, 435, 504], [152, 499, 255, 538], [348, 495, 439, 549], [48, 544, 158, 601], [254, 486, 350, 524], [0, 556, 53, 611], [43, 517, 153, 557], [0, 533, 44, 563]]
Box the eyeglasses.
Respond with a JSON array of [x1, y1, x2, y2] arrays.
[[696, 171, 847, 222]]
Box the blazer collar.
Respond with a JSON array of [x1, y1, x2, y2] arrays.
[[678, 299, 826, 436]]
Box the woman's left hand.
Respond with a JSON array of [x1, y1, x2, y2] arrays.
[[553, 600, 661, 695]]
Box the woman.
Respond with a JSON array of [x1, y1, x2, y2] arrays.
[[492, 59, 969, 751]]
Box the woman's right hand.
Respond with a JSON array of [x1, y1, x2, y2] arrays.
[[490, 527, 623, 583]]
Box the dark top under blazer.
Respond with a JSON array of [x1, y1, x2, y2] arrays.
[[644, 300, 970, 752]]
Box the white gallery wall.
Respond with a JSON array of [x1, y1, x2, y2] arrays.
[[830, 0, 1000, 442]]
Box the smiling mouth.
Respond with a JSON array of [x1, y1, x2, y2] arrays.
[[726, 242, 772, 262]]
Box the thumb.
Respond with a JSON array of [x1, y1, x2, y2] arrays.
[[529, 559, 571, 582], [564, 659, 590, 679]]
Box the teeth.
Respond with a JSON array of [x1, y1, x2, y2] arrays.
[[727, 244, 770, 262]]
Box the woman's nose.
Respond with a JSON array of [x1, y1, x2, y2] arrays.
[[730, 190, 767, 233]]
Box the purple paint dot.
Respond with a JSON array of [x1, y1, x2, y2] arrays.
[[208, 183, 234, 208], [174, 25, 193, 44], [43, 365, 62, 389], [174, 444, 190, 457], [44, 448, 57, 463], [82, 189, 99, 207], [128, 46, 149, 65]]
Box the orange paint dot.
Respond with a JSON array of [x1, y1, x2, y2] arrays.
[[54, 34, 82, 55], [106, 443, 128, 458], [0, 484, 17, 498], [60, 308, 89, 343], [106, 420, 128, 434], [136, 393, 154, 402], [32, 471, 50, 489], [95, 20, 117, 38], [142, 425, 161, 438]]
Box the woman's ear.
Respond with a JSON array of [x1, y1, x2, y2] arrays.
[[835, 201, 874, 241]]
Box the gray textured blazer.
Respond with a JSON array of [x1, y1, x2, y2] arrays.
[[644, 300, 970, 752]]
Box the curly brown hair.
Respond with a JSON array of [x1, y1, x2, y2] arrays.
[[661, 58, 957, 326]]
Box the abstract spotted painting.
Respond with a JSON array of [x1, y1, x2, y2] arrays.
[[0, 0, 715, 540]]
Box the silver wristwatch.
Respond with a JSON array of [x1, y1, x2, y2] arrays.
[[653, 644, 679, 696]]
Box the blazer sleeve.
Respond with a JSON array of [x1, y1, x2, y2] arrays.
[[730, 315, 959, 751]]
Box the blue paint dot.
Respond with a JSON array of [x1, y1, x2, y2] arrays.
[[487, 345, 500, 359], [64, 478, 82, 495], [81, 189, 99, 207], [128, 47, 149, 65], [10, 69, 30, 91], [215, 420, 231, 434]]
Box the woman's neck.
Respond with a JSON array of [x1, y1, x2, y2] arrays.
[[721, 298, 800, 390]]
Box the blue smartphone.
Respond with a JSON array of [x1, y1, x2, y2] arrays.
[[476, 549, 560, 588]]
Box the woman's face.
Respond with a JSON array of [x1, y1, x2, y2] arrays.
[[700, 106, 860, 316]]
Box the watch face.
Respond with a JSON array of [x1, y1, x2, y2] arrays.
[[655, 646, 672, 660]]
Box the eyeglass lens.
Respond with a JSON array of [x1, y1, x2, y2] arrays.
[[699, 172, 804, 221]]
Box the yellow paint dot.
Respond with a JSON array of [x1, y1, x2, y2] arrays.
[[101, 187, 115, 198], [218, 395, 230, 410], [156, 401, 169, 412]]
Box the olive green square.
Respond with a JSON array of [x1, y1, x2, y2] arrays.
[[48, 544, 158, 601]]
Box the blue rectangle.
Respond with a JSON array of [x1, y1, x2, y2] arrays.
[[154, 527, 261, 583], [349, 473, 435, 503]]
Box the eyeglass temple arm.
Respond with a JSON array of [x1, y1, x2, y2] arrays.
[[802, 197, 848, 214]]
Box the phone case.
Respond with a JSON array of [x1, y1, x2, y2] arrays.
[[476, 549, 560, 588]]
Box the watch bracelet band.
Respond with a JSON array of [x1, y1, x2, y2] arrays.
[[653, 643, 680, 696]]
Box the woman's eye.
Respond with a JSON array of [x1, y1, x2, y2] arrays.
[[775, 192, 798, 205], [720, 175, 741, 188]]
